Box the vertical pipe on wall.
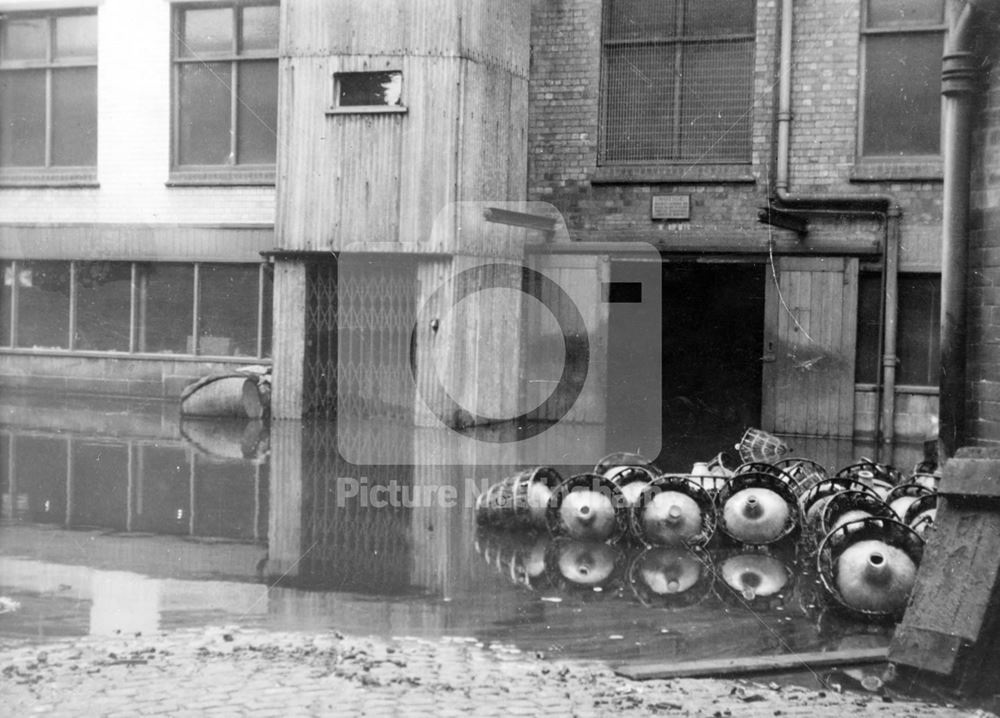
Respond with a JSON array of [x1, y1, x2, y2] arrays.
[[938, 0, 994, 456], [880, 206, 902, 450], [939, 60, 975, 456], [774, 0, 901, 449]]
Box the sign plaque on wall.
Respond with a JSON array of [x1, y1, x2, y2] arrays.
[[651, 194, 691, 221]]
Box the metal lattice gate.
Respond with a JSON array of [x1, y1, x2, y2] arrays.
[[298, 423, 413, 592], [303, 260, 338, 420], [337, 259, 418, 422], [302, 257, 417, 422]]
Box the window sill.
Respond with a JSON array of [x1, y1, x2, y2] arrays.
[[167, 167, 275, 187], [856, 383, 939, 395], [895, 384, 940, 395], [591, 163, 756, 185], [0, 167, 98, 188], [326, 105, 408, 115], [0, 346, 272, 363], [850, 159, 943, 182]]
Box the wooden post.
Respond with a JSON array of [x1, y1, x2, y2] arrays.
[[889, 447, 1000, 685], [269, 260, 307, 419], [261, 420, 304, 580]]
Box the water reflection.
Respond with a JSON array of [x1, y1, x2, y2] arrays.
[[1, 393, 928, 669], [1, 426, 266, 540]]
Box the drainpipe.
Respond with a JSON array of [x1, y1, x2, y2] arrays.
[[772, 0, 901, 455], [939, 0, 997, 457], [880, 208, 902, 451]]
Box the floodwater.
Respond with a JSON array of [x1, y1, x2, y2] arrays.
[[0, 390, 982, 707]]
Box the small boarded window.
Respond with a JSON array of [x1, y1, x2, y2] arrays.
[[599, 0, 755, 165]]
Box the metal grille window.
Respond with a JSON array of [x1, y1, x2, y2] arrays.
[[172, 1, 278, 172], [599, 0, 755, 165], [0, 10, 98, 170], [860, 0, 945, 157]]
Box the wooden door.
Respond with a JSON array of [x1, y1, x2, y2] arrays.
[[761, 256, 858, 437]]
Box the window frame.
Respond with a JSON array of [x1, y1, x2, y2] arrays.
[[895, 272, 941, 388], [169, 0, 279, 186], [856, 0, 946, 167], [855, 271, 941, 389], [0, 8, 99, 187], [597, 0, 756, 174], [327, 70, 407, 115], [0, 258, 273, 360]]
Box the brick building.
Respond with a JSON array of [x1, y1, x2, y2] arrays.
[[2, 0, 997, 465], [528, 0, 954, 463]]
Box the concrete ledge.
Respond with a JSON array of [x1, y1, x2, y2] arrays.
[[939, 446, 1000, 498], [890, 625, 966, 676]]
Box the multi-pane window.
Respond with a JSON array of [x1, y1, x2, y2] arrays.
[[0, 260, 272, 358], [0, 10, 98, 170], [599, 0, 755, 165], [860, 0, 945, 158], [856, 274, 941, 386], [172, 1, 279, 170]]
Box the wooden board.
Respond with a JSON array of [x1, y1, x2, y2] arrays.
[[614, 647, 888, 680], [761, 256, 857, 438], [891, 495, 1000, 676]]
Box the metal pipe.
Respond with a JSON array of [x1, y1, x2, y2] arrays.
[[773, 0, 901, 452], [880, 207, 902, 450], [938, 0, 1000, 456], [774, 0, 895, 212]]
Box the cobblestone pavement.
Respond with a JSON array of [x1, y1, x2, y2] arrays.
[[1, 627, 995, 717]]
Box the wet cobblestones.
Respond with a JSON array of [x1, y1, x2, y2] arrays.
[[0, 627, 993, 717]]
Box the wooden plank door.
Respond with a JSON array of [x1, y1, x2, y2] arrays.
[[761, 256, 858, 437]]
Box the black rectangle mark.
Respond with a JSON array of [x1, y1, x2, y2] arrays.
[[603, 281, 643, 303]]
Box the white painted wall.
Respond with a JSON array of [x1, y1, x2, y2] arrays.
[[0, 0, 276, 225]]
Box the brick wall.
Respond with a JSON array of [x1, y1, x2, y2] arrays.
[[1, 0, 275, 227], [527, 0, 942, 269], [967, 26, 1000, 445]]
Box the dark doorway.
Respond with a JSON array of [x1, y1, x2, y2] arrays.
[[607, 261, 765, 471]]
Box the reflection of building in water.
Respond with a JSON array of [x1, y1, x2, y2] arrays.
[[299, 422, 413, 593], [0, 405, 267, 542]]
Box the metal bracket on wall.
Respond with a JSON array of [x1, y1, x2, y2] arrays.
[[757, 205, 809, 238]]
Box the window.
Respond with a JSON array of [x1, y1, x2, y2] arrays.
[[897, 275, 941, 385], [856, 273, 940, 386], [137, 263, 195, 353], [331, 71, 404, 112], [197, 263, 266, 356], [860, 0, 944, 158], [15, 261, 71, 349], [0, 259, 272, 358], [599, 0, 755, 165], [75, 261, 133, 351], [0, 10, 97, 182], [172, 1, 279, 181]]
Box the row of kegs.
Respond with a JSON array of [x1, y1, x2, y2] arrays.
[[473, 430, 938, 621]]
